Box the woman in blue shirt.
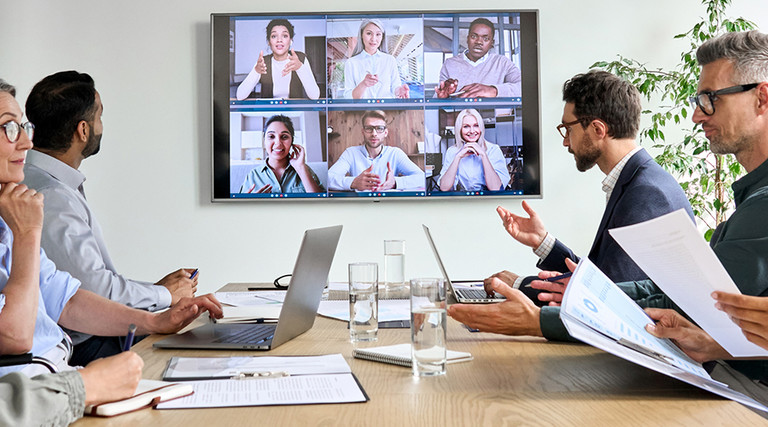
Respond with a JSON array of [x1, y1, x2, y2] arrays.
[[438, 109, 510, 191], [239, 115, 325, 194]]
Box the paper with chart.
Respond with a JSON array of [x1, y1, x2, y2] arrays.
[[608, 209, 768, 357], [560, 258, 768, 413], [560, 258, 710, 378]]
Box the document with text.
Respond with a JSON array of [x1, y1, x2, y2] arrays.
[[155, 373, 367, 409], [163, 354, 352, 381], [608, 209, 768, 357], [561, 258, 768, 413]]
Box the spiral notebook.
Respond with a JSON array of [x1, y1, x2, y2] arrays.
[[352, 343, 473, 367]]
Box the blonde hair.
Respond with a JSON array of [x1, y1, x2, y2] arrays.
[[454, 109, 486, 146]]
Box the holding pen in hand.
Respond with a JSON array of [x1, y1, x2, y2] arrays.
[[123, 324, 137, 351]]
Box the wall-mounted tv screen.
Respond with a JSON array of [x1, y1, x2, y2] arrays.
[[211, 10, 540, 201]]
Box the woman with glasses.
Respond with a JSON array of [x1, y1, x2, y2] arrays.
[[239, 115, 325, 194], [341, 19, 409, 99], [438, 109, 510, 191], [236, 19, 320, 100]]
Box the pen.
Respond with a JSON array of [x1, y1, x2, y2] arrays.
[[524, 272, 573, 287], [123, 324, 136, 352], [545, 272, 572, 282], [190, 269, 199, 280]]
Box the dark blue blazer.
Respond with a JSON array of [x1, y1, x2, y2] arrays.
[[522, 149, 693, 296]]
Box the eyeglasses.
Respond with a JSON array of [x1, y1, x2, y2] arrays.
[[556, 118, 588, 138], [1, 121, 34, 143], [469, 33, 492, 43], [363, 125, 387, 134], [689, 83, 760, 116]]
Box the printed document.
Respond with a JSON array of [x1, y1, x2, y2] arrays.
[[155, 374, 367, 409], [608, 209, 768, 357], [561, 258, 768, 412]]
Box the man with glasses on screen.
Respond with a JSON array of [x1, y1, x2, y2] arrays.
[[21, 71, 199, 366], [448, 70, 693, 341], [435, 18, 521, 99], [327, 110, 424, 192]]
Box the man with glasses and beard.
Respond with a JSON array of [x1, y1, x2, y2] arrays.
[[22, 71, 199, 366], [327, 110, 424, 192], [448, 70, 693, 341]]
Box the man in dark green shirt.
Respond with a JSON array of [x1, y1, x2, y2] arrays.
[[640, 30, 768, 407]]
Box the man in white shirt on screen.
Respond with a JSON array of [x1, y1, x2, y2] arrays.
[[21, 70, 197, 366], [327, 110, 424, 192]]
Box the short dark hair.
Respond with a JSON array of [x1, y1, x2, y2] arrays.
[[264, 115, 295, 139], [25, 71, 97, 152], [469, 18, 495, 39], [266, 19, 295, 42], [361, 110, 387, 125], [562, 70, 641, 139], [697, 30, 768, 84], [0, 79, 16, 97]]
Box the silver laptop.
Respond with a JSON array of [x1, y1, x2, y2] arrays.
[[423, 224, 505, 304], [153, 225, 342, 350]]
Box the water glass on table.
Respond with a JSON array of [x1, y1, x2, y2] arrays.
[[348, 262, 379, 343], [410, 278, 447, 376], [383, 240, 406, 295]]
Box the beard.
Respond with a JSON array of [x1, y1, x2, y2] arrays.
[[708, 133, 751, 156], [571, 133, 601, 172], [82, 130, 102, 158]]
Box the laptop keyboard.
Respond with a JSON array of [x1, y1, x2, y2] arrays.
[[213, 324, 275, 344], [456, 288, 497, 300]]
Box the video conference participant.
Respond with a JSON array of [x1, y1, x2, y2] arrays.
[[0, 352, 142, 426], [328, 110, 424, 192], [447, 70, 693, 341], [342, 19, 409, 99], [0, 78, 223, 378], [435, 18, 521, 99], [438, 108, 509, 191], [22, 71, 199, 366], [239, 114, 325, 194], [236, 19, 321, 100]]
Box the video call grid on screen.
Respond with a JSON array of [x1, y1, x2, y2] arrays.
[[212, 10, 541, 201]]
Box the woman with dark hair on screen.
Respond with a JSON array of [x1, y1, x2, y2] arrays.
[[239, 115, 325, 194], [342, 19, 409, 99], [236, 19, 320, 100], [438, 109, 510, 191]]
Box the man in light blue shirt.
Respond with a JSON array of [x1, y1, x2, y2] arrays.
[[22, 71, 198, 366], [328, 110, 424, 192]]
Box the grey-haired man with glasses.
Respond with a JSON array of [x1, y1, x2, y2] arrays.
[[638, 30, 768, 411]]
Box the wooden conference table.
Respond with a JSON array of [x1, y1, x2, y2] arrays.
[[74, 283, 765, 426]]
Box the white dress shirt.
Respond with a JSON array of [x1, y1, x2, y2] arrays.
[[22, 150, 171, 345], [327, 145, 424, 191]]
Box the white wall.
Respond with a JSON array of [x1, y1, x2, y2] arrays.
[[1, 1, 766, 293]]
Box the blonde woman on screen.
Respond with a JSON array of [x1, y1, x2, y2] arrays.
[[342, 19, 409, 99], [438, 109, 510, 191]]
